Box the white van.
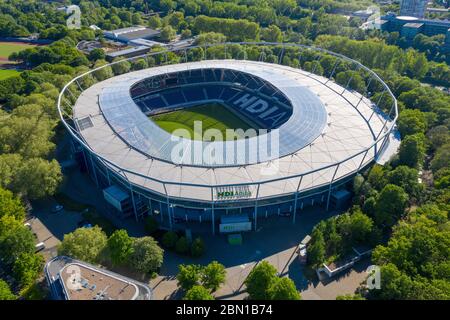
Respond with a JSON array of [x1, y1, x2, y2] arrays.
[[35, 242, 45, 252]]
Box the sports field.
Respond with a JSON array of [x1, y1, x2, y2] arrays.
[[0, 69, 20, 80], [0, 42, 35, 59], [150, 103, 256, 141]]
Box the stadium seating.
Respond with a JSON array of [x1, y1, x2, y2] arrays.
[[130, 68, 293, 128]]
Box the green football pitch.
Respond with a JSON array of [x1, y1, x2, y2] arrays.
[[0, 69, 20, 80], [0, 42, 36, 59], [150, 103, 256, 141]]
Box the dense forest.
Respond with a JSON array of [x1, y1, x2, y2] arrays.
[[0, 0, 448, 300]]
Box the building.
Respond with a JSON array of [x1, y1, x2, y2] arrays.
[[400, 0, 428, 18], [106, 45, 151, 62], [45, 256, 152, 300], [381, 13, 450, 51], [104, 26, 161, 44], [58, 44, 398, 235]]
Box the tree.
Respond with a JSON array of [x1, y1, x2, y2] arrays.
[[194, 32, 226, 45], [184, 285, 214, 300], [0, 280, 16, 300], [261, 25, 282, 42], [12, 158, 62, 199], [58, 226, 108, 263], [340, 209, 374, 244], [88, 48, 105, 61], [129, 236, 164, 274], [430, 143, 450, 173], [375, 184, 408, 228], [0, 215, 35, 265], [111, 58, 131, 75], [397, 109, 426, 137], [367, 164, 387, 190], [93, 59, 113, 81], [107, 229, 134, 266], [0, 187, 26, 220], [245, 261, 278, 300], [144, 216, 159, 235], [175, 236, 189, 254], [148, 15, 162, 29], [398, 133, 426, 168], [190, 237, 205, 257], [202, 261, 226, 292], [307, 228, 326, 267], [177, 264, 202, 291], [427, 126, 449, 150], [387, 165, 423, 197], [131, 58, 148, 70], [160, 25, 176, 42], [162, 231, 178, 248], [268, 277, 301, 300], [12, 252, 44, 288]]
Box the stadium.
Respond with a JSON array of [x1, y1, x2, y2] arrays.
[[59, 43, 399, 234]]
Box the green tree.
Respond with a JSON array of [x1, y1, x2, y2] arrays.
[[160, 25, 176, 42], [194, 32, 226, 45], [190, 237, 205, 257], [0, 215, 35, 265], [261, 25, 282, 42], [177, 264, 202, 291], [162, 231, 178, 248], [398, 133, 426, 168], [184, 285, 214, 300], [0, 280, 16, 300], [107, 229, 134, 266], [148, 15, 162, 29], [111, 58, 131, 75], [175, 236, 189, 254], [397, 109, 427, 137], [375, 184, 408, 228], [307, 228, 326, 267], [430, 143, 450, 173], [93, 59, 113, 81], [245, 261, 278, 300], [144, 216, 159, 235], [12, 252, 44, 288], [387, 165, 423, 197], [0, 187, 26, 220], [88, 48, 105, 61], [202, 261, 226, 292], [129, 236, 164, 274], [58, 226, 108, 263], [268, 277, 301, 300]]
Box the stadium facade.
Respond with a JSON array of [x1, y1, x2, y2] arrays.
[[59, 43, 398, 234]]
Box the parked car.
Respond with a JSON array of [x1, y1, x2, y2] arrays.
[[278, 212, 291, 217], [35, 242, 45, 253], [51, 204, 64, 213]]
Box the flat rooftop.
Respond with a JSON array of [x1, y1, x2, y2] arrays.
[[60, 263, 138, 300], [45, 256, 152, 300]]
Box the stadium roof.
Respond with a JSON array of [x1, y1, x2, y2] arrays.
[[97, 63, 328, 167], [73, 60, 392, 202]]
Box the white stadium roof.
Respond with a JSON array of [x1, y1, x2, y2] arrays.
[[72, 60, 393, 202]]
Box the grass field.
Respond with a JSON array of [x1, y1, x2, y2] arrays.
[[0, 69, 20, 80], [0, 42, 36, 59], [151, 103, 255, 141]]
